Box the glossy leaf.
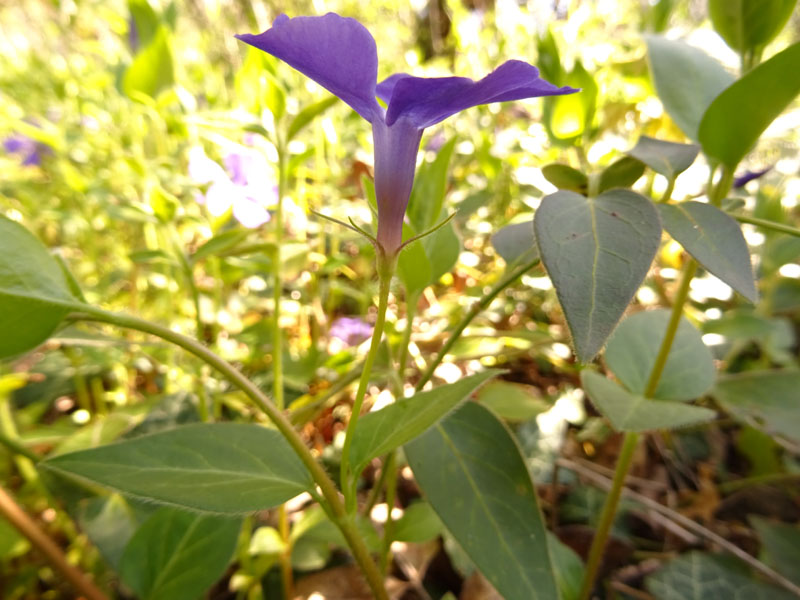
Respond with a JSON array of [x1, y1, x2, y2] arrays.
[[41, 423, 314, 513], [709, 0, 796, 54], [581, 371, 716, 432], [287, 95, 339, 141], [406, 402, 558, 600], [646, 552, 795, 600], [349, 370, 500, 476], [627, 136, 699, 179], [542, 163, 589, 195], [598, 156, 645, 192], [605, 309, 716, 401], [699, 41, 800, 168], [119, 507, 240, 600], [534, 189, 662, 361], [712, 370, 800, 443], [0, 216, 85, 358], [659, 201, 757, 301], [122, 26, 174, 99], [491, 220, 539, 267], [751, 516, 800, 585], [646, 36, 734, 140]]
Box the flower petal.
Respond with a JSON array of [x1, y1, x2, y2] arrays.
[[384, 60, 578, 128], [236, 13, 381, 122], [233, 197, 271, 228], [189, 147, 228, 185]]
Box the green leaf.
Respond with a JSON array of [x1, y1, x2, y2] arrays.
[[605, 309, 716, 401], [581, 371, 716, 432], [548, 533, 585, 600], [646, 552, 795, 600], [646, 36, 735, 140], [0, 216, 85, 358], [750, 516, 800, 585], [119, 507, 240, 600], [627, 136, 699, 179], [287, 96, 339, 141], [77, 495, 138, 569], [191, 229, 251, 262], [477, 380, 549, 422], [542, 164, 589, 195], [41, 423, 314, 513], [408, 137, 457, 232], [491, 220, 539, 267], [659, 202, 757, 301], [598, 156, 646, 192], [712, 370, 800, 443], [544, 60, 598, 142], [424, 220, 460, 283], [127, 0, 159, 48], [699, 41, 800, 168], [534, 189, 662, 362], [349, 370, 500, 476], [406, 402, 559, 600], [392, 501, 443, 544], [122, 26, 174, 99], [709, 0, 796, 54], [149, 186, 179, 223], [0, 518, 30, 559], [397, 226, 433, 296]]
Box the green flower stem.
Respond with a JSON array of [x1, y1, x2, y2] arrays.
[[710, 165, 734, 207], [658, 177, 675, 203], [340, 265, 393, 513], [416, 255, 541, 391], [68, 306, 389, 600], [732, 213, 800, 238], [577, 430, 640, 600]]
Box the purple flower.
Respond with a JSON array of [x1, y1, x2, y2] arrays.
[[330, 316, 374, 346], [236, 13, 576, 256], [188, 146, 277, 228], [4, 134, 51, 166], [734, 166, 772, 189]]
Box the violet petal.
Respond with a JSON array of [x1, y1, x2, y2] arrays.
[[236, 13, 381, 122]]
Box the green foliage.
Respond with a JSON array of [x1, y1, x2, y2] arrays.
[[122, 26, 175, 99], [41, 424, 315, 513], [406, 402, 559, 600], [534, 189, 662, 361], [597, 156, 646, 193], [709, 0, 796, 55], [541, 163, 589, 194], [627, 136, 699, 179], [490, 220, 538, 267]]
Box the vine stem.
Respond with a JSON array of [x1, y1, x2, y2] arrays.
[[732, 213, 800, 238], [0, 483, 108, 600], [68, 306, 388, 600], [416, 254, 540, 391], [339, 265, 393, 513]]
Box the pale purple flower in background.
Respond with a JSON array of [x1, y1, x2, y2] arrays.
[[236, 13, 576, 256], [4, 134, 51, 166], [329, 317, 373, 346], [188, 146, 277, 228], [734, 166, 772, 189]]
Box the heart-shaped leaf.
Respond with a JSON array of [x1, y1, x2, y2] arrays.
[[659, 201, 757, 301], [605, 309, 716, 401], [534, 189, 662, 361], [41, 423, 314, 513], [699, 41, 800, 168], [119, 507, 240, 600], [627, 136, 700, 180], [349, 370, 500, 477], [0, 216, 86, 358], [646, 36, 734, 140], [406, 402, 558, 600], [581, 371, 716, 432]]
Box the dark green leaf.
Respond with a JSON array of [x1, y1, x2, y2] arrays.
[[646, 552, 795, 600], [627, 136, 699, 179], [119, 507, 240, 600], [646, 36, 734, 140], [548, 533, 585, 600], [605, 309, 715, 401], [287, 96, 339, 141], [659, 201, 757, 301], [406, 402, 559, 600], [712, 370, 800, 443], [392, 502, 443, 543], [350, 370, 500, 476], [709, 0, 796, 54], [41, 423, 314, 513], [750, 516, 800, 585], [542, 164, 588, 194], [0, 216, 85, 358], [534, 189, 662, 361], [598, 156, 646, 192], [699, 41, 800, 168], [581, 371, 716, 432], [491, 220, 539, 267], [123, 26, 174, 99]]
